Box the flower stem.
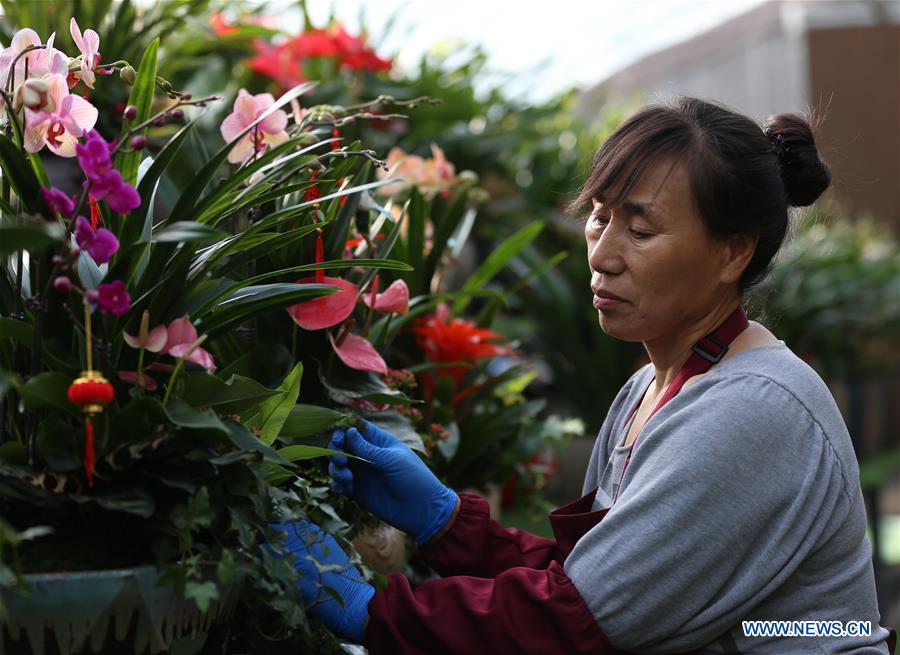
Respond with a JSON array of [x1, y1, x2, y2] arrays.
[[163, 358, 184, 405]]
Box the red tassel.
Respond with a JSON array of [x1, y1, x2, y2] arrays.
[[331, 128, 340, 151], [84, 419, 95, 487], [314, 232, 325, 284]]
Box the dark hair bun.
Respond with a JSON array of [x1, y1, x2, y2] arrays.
[[763, 113, 831, 207]]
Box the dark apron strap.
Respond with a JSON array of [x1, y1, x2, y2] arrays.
[[614, 306, 749, 503]]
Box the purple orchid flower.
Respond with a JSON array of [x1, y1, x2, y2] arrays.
[[41, 186, 76, 217], [74, 215, 119, 264], [96, 280, 131, 316], [75, 130, 140, 214]]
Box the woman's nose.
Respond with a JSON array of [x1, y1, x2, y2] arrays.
[[587, 226, 625, 276]]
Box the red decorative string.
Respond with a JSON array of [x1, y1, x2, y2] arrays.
[[84, 419, 95, 487], [89, 195, 100, 229], [331, 128, 340, 151]]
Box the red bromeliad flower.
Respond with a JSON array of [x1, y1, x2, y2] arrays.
[[410, 304, 509, 401]]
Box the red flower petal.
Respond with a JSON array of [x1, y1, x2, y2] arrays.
[[329, 332, 388, 374], [287, 276, 359, 330], [363, 278, 409, 315], [116, 370, 158, 391]]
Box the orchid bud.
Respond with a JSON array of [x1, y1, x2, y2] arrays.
[[52, 255, 67, 269], [13, 78, 50, 111], [307, 159, 325, 172], [120, 65, 136, 85], [123, 105, 137, 121], [297, 133, 319, 146], [468, 188, 491, 205], [151, 116, 166, 127], [458, 170, 479, 185], [84, 289, 99, 303], [53, 276, 73, 293], [181, 93, 192, 101], [170, 109, 184, 120], [130, 135, 147, 150]]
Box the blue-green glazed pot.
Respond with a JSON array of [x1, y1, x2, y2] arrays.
[[0, 566, 238, 654]]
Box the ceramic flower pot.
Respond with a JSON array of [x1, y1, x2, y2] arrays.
[[0, 566, 239, 655]]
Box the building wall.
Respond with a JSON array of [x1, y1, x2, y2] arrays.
[[808, 24, 900, 227], [580, 1, 900, 229]]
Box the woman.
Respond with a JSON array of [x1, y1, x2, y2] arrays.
[[274, 97, 895, 654]]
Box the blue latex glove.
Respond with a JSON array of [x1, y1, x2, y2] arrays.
[[328, 420, 458, 544], [270, 520, 374, 644]]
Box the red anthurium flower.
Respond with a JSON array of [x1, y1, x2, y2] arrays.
[[363, 278, 409, 315], [287, 276, 358, 330], [328, 332, 387, 374]]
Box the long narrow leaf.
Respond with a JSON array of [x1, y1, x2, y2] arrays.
[[114, 38, 159, 187], [453, 221, 544, 315]]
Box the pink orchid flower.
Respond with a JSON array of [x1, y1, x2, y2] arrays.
[[219, 89, 289, 165], [0, 29, 68, 90], [69, 18, 100, 89], [23, 74, 97, 156]]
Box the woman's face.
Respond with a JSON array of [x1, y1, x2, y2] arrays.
[[584, 160, 738, 344]]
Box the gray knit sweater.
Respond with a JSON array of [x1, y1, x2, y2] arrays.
[[566, 344, 891, 654]]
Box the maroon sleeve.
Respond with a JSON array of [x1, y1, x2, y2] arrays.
[[365, 562, 622, 655], [417, 492, 562, 577]]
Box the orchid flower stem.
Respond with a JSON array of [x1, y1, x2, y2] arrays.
[[83, 301, 93, 371], [4, 44, 44, 94], [70, 184, 91, 229]]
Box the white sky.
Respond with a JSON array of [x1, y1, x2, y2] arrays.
[[300, 0, 766, 100]]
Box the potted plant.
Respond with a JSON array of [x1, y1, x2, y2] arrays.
[[0, 20, 406, 653]]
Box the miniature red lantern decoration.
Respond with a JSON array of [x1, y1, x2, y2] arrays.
[[68, 370, 113, 487]]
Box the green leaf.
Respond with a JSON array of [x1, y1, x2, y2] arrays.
[[196, 283, 338, 335], [0, 317, 32, 344], [150, 221, 225, 244], [223, 420, 292, 466], [164, 399, 229, 434], [168, 82, 315, 222], [279, 404, 344, 439], [115, 38, 159, 187], [181, 373, 281, 414], [0, 134, 45, 214], [277, 445, 353, 462], [15, 372, 76, 416], [249, 362, 303, 446], [184, 580, 220, 613], [0, 442, 26, 465], [123, 120, 196, 249], [79, 488, 156, 518], [454, 221, 544, 315], [0, 221, 65, 257]]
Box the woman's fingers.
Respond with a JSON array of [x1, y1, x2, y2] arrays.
[[329, 462, 353, 485]]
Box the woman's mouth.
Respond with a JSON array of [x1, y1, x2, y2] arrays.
[[592, 289, 627, 309]]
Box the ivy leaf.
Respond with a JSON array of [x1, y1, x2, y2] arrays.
[[184, 580, 219, 613]]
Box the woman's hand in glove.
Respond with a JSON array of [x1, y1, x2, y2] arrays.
[[270, 520, 374, 644], [328, 420, 459, 544]]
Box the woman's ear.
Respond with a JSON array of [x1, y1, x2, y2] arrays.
[[719, 233, 759, 285]]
